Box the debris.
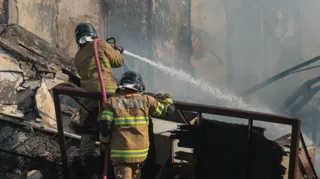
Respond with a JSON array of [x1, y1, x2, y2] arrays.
[[43, 78, 64, 90], [27, 170, 43, 179], [0, 24, 76, 73], [19, 61, 36, 78], [20, 80, 41, 90], [16, 88, 35, 108], [38, 151, 50, 158], [16, 86, 26, 92], [0, 105, 24, 118], [71, 113, 81, 124], [14, 169, 22, 175], [39, 72, 46, 78], [0, 24, 79, 130], [0, 72, 24, 104], [54, 71, 69, 82], [35, 81, 56, 127], [61, 104, 79, 116], [24, 112, 36, 121], [23, 125, 35, 133], [35, 118, 42, 123], [0, 52, 22, 72], [46, 73, 54, 79]]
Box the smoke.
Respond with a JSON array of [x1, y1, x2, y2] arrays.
[[124, 50, 272, 112], [105, 0, 320, 173]]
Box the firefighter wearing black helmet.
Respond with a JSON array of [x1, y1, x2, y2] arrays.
[[74, 22, 124, 95], [72, 22, 125, 177], [99, 71, 175, 179]]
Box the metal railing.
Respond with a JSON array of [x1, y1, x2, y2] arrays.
[[52, 85, 301, 179]]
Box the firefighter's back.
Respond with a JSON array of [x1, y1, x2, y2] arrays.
[[108, 93, 156, 163]]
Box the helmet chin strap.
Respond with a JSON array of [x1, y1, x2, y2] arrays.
[[77, 35, 95, 45], [118, 83, 139, 92]]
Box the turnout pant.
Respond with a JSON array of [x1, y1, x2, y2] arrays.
[[79, 109, 99, 170], [113, 163, 141, 179]]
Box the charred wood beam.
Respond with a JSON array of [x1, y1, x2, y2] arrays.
[[0, 114, 82, 140], [241, 56, 320, 97], [289, 65, 320, 74], [280, 76, 320, 113], [287, 86, 320, 115]]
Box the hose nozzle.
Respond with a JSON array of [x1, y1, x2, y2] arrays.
[[106, 37, 124, 53], [117, 46, 124, 54]]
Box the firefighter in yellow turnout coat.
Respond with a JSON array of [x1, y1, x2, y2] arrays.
[[72, 22, 125, 177], [100, 71, 175, 179]]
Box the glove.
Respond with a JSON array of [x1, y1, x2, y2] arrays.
[[155, 93, 171, 99], [100, 143, 108, 151], [155, 93, 173, 104], [167, 104, 176, 116], [116, 46, 124, 54]]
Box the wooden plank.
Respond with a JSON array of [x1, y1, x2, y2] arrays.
[[282, 146, 316, 179]]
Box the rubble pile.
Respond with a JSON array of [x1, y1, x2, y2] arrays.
[[0, 24, 79, 128], [0, 120, 80, 179]]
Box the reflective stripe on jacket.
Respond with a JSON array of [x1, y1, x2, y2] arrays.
[[99, 93, 170, 163]]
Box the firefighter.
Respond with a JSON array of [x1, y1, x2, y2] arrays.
[[99, 71, 175, 179], [72, 22, 125, 177]]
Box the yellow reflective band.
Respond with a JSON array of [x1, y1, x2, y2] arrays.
[[112, 116, 149, 125], [105, 86, 117, 93], [112, 148, 149, 153], [101, 111, 114, 120], [115, 53, 121, 61], [84, 85, 117, 91], [88, 60, 111, 71], [111, 148, 149, 159], [78, 53, 94, 63], [99, 135, 110, 143], [161, 98, 173, 104], [101, 59, 111, 67], [152, 102, 164, 116], [102, 111, 113, 116], [78, 67, 90, 77], [88, 63, 96, 71]]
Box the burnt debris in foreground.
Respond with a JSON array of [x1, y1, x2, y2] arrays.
[[0, 119, 79, 179]]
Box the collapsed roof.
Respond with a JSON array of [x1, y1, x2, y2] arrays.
[[0, 24, 79, 130]]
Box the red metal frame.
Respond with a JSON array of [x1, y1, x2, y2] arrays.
[[52, 85, 301, 179]]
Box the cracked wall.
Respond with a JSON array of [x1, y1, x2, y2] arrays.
[[0, 0, 8, 24], [7, 0, 102, 56]]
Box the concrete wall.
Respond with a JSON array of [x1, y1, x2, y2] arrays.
[[7, 0, 103, 56], [188, 0, 319, 106], [57, 0, 103, 55], [152, 0, 193, 94], [190, 0, 227, 87], [104, 0, 152, 86], [0, 0, 8, 24], [105, 0, 194, 94]]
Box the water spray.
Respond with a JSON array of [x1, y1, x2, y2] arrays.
[[123, 50, 272, 113]]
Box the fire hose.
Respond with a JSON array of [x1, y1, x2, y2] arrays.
[[93, 37, 124, 179], [93, 38, 167, 179]]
